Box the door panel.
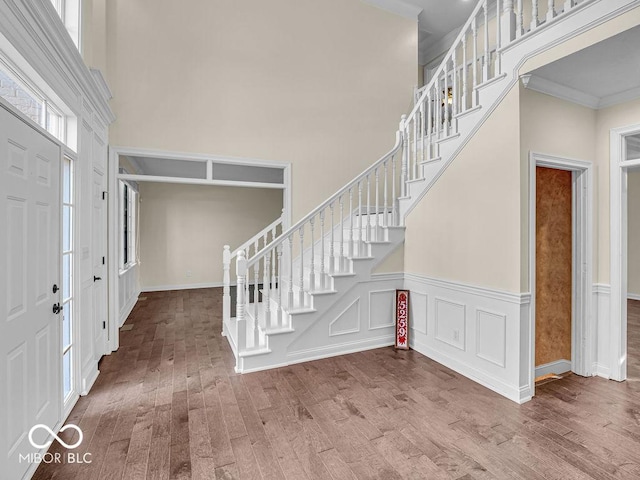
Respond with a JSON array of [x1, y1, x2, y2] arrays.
[[0, 104, 61, 479], [92, 166, 107, 358]]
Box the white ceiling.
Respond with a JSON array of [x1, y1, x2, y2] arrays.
[[362, 0, 476, 64], [527, 25, 640, 109]]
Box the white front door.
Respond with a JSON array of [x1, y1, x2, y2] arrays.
[[0, 104, 61, 478], [92, 167, 107, 358]]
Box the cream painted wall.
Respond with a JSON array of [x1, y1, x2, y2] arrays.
[[139, 183, 282, 289], [628, 171, 640, 296], [404, 84, 522, 292], [519, 87, 597, 291], [101, 0, 417, 224]]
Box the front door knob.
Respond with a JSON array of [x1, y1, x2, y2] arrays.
[[53, 303, 63, 315]]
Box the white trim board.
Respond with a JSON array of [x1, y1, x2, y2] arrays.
[[628, 293, 640, 301], [610, 122, 640, 382], [535, 360, 572, 378], [360, 0, 422, 20]]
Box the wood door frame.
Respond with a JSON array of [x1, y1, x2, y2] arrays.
[[610, 123, 640, 382], [528, 152, 594, 395]]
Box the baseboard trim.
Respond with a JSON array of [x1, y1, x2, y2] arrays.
[[628, 292, 640, 301], [287, 335, 394, 364], [410, 336, 526, 404], [142, 282, 234, 292], [535, 359, 571, 378], [596, 363, 611, 379], [119, 292, 139, 327], [81, 367, 100, 396]]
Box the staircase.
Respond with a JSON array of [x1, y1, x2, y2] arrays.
[[222, 0, 628, 373]]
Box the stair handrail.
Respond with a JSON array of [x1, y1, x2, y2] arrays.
[[407, 0, 490, 126], [231, 215, 284, 258], [245, 127, 403, 268]]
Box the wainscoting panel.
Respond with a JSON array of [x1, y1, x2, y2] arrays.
[[369, 290, 396, 330], [405, 273, 530, 403], [410, 291, 428, 335], [476, 309, 507, 368], [435, 298, 466, 351]]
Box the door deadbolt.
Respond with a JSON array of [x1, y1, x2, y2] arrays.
[[52, 284, 59, 294]]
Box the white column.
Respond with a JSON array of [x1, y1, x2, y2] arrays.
[[222, 245, 231, 336]]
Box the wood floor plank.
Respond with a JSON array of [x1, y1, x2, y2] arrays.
[[33, 290, 640, 480]]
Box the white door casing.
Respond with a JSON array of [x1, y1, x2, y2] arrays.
[[0, 103, 61, 479], [528, 152, 594, 397], [92, 167, 107, 361]]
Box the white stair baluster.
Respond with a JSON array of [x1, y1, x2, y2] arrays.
[[496, 0, 502, 75], [392, 152, 397, 226], [531, 0, 539, 30], [427, 92, 432, 160], [413, 118, 419, 179], [452, 48, 458, 120], [462, 33, 468, 112], [472, 16, 478, 107], [253, 263, 259, 347], [329, 202, 335, 274], [271, 226, 277, 288], [236, 251, 247, 353], [366, 175, 371, 241], [547, 0, 555, 21], [420, 102, 425, 166], [264, 254, 271, 329], [319, 210, 326, 290], [383, 161, 389, 228], [517, 0, 523, 36], [357, 181, 363, 256], [348, 188, 354, 259], [374, 168, 380, 241], [444, 59, 449, 136], [298, 228, 305, 307], [502, 0, 516, 46], [339, 195, 345, 271], [222, 245, 231, 336], [276, 244, 284, 327], [288, 236, 294, 309], [309, 216, 315, 291], [401, 115, 408, 196], [483, 1, 489, 82]]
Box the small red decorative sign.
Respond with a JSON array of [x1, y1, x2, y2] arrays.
[[395, 290, 409, 350]]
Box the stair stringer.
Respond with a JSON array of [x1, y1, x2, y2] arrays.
[[400, 0, 637, 222], [237, 227, 404, 373]]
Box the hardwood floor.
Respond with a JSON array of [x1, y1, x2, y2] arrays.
[[34, 289, 640, 480]]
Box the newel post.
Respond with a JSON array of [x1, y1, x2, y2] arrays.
[[222, 245, 231, 336], [236, 250, 247, 353], [400, 114, 408, 198], [501, 0, 516, 47]]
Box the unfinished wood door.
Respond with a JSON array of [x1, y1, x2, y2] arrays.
[[536, 166, 572, 371]]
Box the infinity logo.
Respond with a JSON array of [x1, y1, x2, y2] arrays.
[[28, 424, 83, 450]]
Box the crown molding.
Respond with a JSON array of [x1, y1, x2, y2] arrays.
[[0, 0, 115, 124], [360, 0, 422, 20], [598, 85, 640, 110], [520, 73, 600, 109], [90, 67, 113, 102]]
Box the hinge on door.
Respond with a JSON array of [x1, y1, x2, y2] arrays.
[[102, 256, 105, 265], [103, 321, 106, 329], [102, 191, 107, 200]]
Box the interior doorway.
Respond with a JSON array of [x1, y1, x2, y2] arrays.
[[529, 152, 593, 396], [626, 167, 640, 381]]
